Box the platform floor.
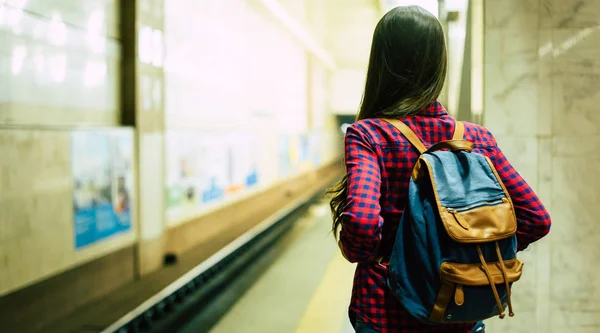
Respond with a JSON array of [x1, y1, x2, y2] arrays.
[[206, 201, 356, 333]]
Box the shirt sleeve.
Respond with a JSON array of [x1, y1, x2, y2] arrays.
[[489, 137, 552, 251], [339, 124, 384, 263]]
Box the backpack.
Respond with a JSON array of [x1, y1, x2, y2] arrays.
[[382, 118, 523, 324]]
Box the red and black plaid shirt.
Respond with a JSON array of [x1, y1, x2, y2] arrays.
[[339, 101, 551, 333]]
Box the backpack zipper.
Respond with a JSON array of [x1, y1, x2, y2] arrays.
[[447, 197, 507, 213]]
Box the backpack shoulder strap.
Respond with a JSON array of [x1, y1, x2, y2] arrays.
[[382, 119, 466, 154], [453, 120, 465, 140], [381, 119, 427, 154]]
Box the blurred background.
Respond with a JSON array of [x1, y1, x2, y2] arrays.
[[0, 0, 597, 332]]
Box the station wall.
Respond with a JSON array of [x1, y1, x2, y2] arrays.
[[0, 0, 137, 296], [0, 0, 343, 299], [483, 1, 600, 331]]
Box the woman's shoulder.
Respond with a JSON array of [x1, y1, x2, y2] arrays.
[[348, 118, 403, 145], [461, 121, 498, 147], [348, 117, 500, 148], [350, 118, 391, 132]]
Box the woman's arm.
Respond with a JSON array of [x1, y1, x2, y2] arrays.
[[490, 138, 552, 251], [339, 124, 384, 263]]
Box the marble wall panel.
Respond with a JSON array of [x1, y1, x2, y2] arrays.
[[485, 1, 600, 331], [484, 0, 540, 136], [549, 29, 600, 136], [0, 128, 136, 296], [540, 0, 600, 29], [485, 0, 539, 31]]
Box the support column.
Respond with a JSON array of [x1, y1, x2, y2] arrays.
[[121, 0, 167, 277], [480, 0, 600, 332], [438, 0, 449, 107]]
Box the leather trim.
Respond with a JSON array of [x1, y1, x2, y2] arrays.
[[429, 280, 455, 322], [425, 140, 474, 154], [454, 284, 465, 306], [440, 258, 523, 286], [439, 200, 517, 243], [453, 121, 465, 140], [381, 118, 427, 154], [411, 158, 426, 181]]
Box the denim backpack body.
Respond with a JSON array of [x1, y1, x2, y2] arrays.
[[382, 119, 522, 324]]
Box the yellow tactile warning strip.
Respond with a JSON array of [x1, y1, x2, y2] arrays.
[[294, 252, 356, 333], [208, 202, 344, 333]]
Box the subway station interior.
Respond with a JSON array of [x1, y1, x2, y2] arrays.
[[0, 0, 598, 332]]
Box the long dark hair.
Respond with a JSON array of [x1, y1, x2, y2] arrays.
[[327, 6, 448, 238]]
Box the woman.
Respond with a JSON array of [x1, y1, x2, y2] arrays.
[[328, 5, 551, 333]]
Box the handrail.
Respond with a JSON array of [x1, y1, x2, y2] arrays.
[[100, 189, 319, 333]]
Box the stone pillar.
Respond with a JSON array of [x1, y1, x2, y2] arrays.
[[438, 0, 449, 107], [121, 0, 167, 277], [483, 0, 600, 331]]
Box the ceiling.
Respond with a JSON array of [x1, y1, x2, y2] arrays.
[[322, 0, 381, 68]]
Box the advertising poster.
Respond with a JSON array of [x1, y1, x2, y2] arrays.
[[298, 133, 312, 172], [165, 130, 263, 223], [278, 135, 291, 178], [165, 131, 204, 221], [289, 135, 300, 168], [281, 134, 313, 175], [308, 132, 322, 167], [199, 133, 229, 204], [225, 133, 260, 195], [71, 130, 134, 249]]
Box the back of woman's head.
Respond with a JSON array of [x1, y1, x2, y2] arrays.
[[357, 5, 447, 120], [328, 6, 447, 237]]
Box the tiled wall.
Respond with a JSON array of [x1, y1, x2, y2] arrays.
[[0, 0, 136, 296], [0, 0, 121, 126], [0, 0, 343, 298], [0, 128, 138, 296], [164, 0, 310, 134], [162, 0, 342, 228], [483, 0, 600, 332]]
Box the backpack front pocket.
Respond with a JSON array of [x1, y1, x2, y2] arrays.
[[440, 197, 517, 243], [428, 258, 523, 323]]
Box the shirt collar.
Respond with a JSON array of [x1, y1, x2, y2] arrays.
[[420, 101, 448, 116]]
